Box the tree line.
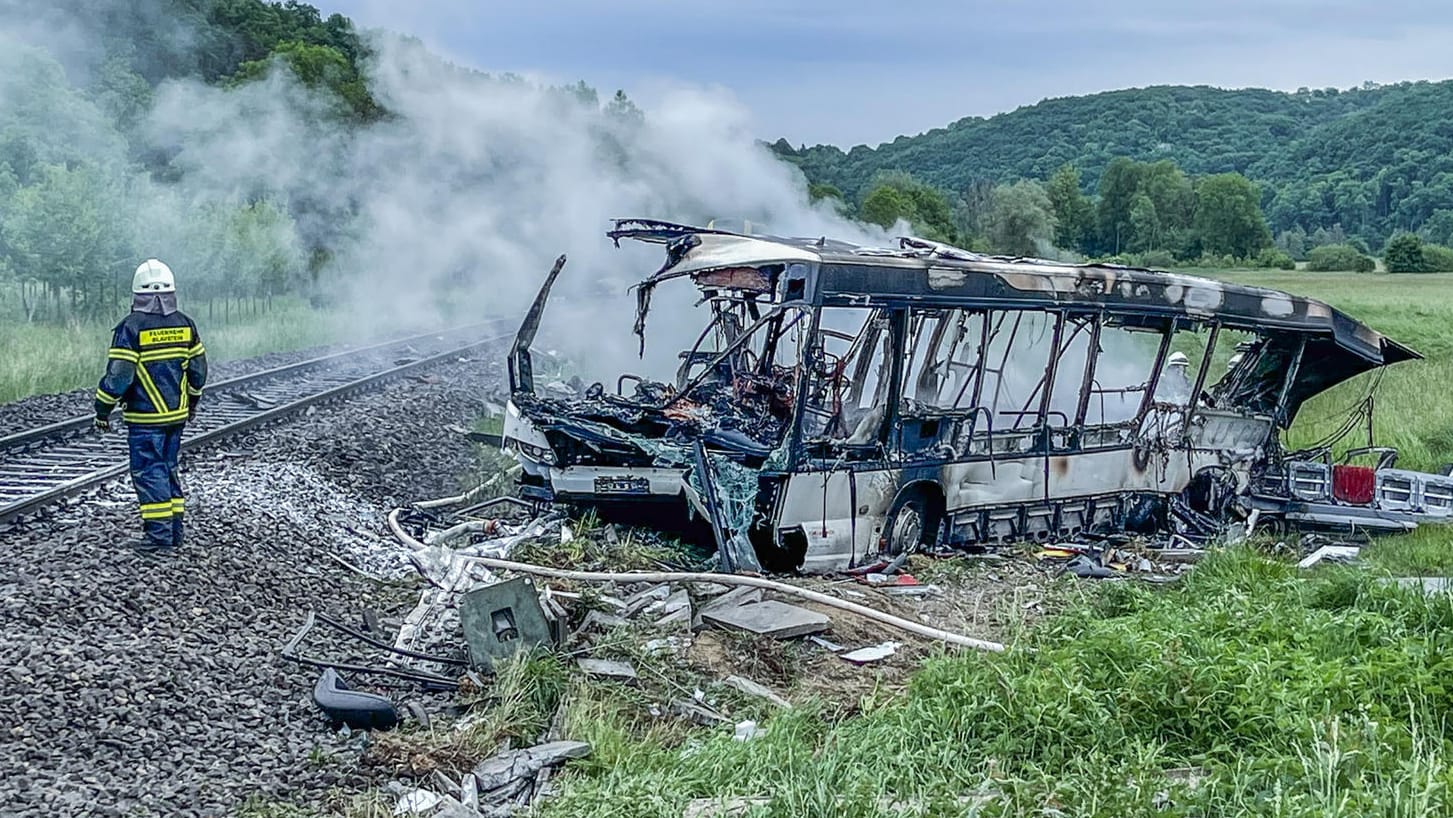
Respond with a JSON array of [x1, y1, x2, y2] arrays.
[[773, 81, 1453, 255], [803, 153, 1453, 274]]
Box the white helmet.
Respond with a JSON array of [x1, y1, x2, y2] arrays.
[[1167, 351, 1189, 368], [1227, 353, 1244, 369], [132, 259, 175, 294]]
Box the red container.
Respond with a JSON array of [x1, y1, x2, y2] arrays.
[[1331, 464, 1376, 505]]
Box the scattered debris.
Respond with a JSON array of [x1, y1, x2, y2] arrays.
[[458, 577, 556, 670], [1297, 544, 1361, 568], [471, 741, 592, 793], [1380, 577, 1453, 594], [392, 788, 442, 815], [732, 720, 764, 741], [311, 668, 400, 731], [723, 675, 792, 709], [840, 642, 900, 665], [807, 635, 845, 652], [577, 658, 638, 680]]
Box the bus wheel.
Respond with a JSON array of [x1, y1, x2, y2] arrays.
[[882, 491, 938, 558]]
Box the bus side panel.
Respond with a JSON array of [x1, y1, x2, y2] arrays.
[[942, 457, 1045, 510], [775, 468, 900, 572], [1047, 449, 1192, 498]]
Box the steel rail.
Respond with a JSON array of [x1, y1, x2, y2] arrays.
[[0, 324, 509, 523], [0, 323, 497, 453]]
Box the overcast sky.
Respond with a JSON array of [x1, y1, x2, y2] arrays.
[[317, 0, 1453, 147]]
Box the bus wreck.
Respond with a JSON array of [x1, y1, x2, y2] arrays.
[[502, 219, 1446, 573]]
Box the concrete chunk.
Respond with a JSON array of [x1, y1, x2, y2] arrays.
[[471, 740, 592, 791], [702, 600, 829, 639], [624, 583, 673, 616], [700, 586, 762, 616], [577, 658, 637, 680]]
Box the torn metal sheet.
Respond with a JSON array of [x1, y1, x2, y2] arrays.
[[499, 221, 1439, 574], [458, 577, 556, 671]]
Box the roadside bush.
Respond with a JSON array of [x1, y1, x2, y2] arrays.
[[1132, 249, 1177, 269], [1254, 248, 1296, 269], [1385, 232, 1427, 272], [1421, 242, 1453, 272], [1306, 243, 1375, 272], [1194, 252, 1240, 268]]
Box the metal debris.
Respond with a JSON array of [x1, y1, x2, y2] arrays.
[[458, 578, 556, 670], [1297, 544, 1361, 568], [840, 642, 900, 665]]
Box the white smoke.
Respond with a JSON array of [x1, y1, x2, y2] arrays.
[[136, 33, 878, 381]]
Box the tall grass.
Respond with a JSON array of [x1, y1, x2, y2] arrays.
[[0, 296, 351, 403], [542, 549, 1453, 817]]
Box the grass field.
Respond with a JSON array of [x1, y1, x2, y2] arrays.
[[0, 296, 352, 404]]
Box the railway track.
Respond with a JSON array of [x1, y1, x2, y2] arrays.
[[0, 324, 509, 522]]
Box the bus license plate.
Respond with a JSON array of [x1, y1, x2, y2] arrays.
[[595, 475, 650, 495]]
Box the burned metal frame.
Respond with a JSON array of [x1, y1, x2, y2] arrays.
[[502, 222, 1433, 572]]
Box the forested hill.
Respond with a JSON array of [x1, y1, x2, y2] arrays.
[[771, 81, 1453, 246]]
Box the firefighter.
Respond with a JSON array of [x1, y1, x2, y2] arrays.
[[94, 259, 208, 551], [1156, 351, 1193, 404]]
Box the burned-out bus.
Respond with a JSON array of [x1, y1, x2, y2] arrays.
[[503, 219, 1445, 573]]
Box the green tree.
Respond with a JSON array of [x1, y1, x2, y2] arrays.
[[604, 90, 645, 128], [859, 173, 960, 243], [985, 180, 1056, 257], [1128, 193, 1160, 253], [1421, 243, 1453, 272], [1421, 209, 1453, 246], [860, 185, 912, 229], [2, 163, 131, 317], [1384, 232, 1426, 273], [1096, 157, 1142, 254], [1046, 164, 1093, 253], [231, 40, 380, 120], [1193, 173, 1271, 258], [808, 183, 844, 204]]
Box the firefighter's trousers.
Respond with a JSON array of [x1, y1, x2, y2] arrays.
[[128, 424, 184, 546]]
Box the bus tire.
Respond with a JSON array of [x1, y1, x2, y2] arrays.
[[882, 486, 942, 557]]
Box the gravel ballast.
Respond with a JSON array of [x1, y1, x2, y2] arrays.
[[0, 353, 506, 817]]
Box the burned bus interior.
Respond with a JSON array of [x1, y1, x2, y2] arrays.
[[502, 218, 1444, 573]]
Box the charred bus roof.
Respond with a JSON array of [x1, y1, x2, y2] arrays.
[[612, 218, 1419, 422]]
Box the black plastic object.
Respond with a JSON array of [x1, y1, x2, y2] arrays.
[[312, 668, 400, 730]]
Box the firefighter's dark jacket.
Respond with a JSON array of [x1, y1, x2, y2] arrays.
[[95, 311, 208, 426]]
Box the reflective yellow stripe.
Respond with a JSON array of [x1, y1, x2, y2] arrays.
[[171, 498, 185, 514], [187, 385, 203, 396], [134, 366, 168, 413], [188, 343, 205, 357], [122, 408, 189, 424], [108, 347, 139, 363], [139, 349, 189, 362], [139, 501, 174, 520], [95, 389, 120, 405]]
